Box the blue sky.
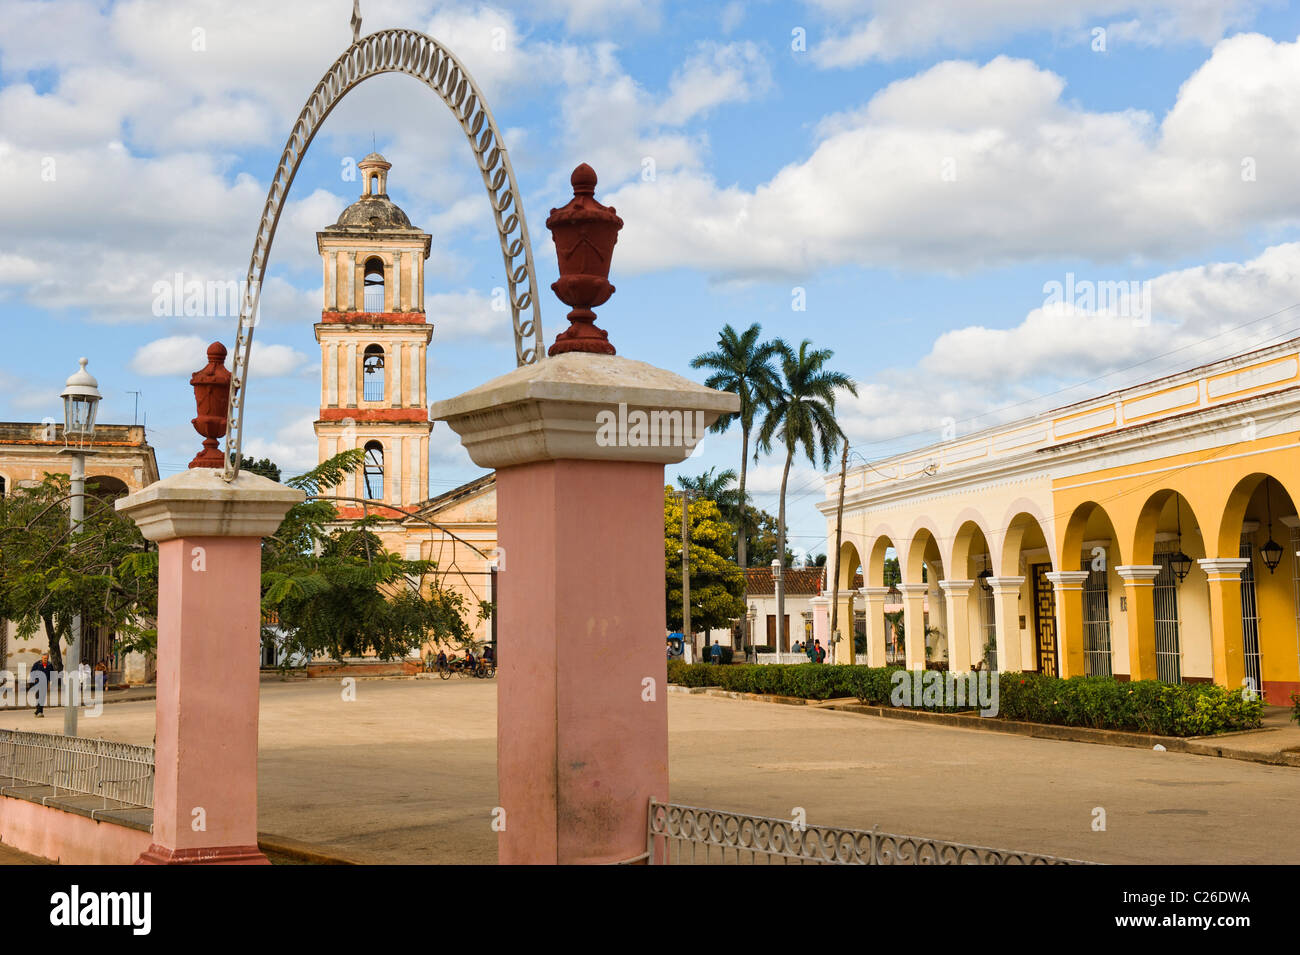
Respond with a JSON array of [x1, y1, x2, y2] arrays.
[[4, 0, 1300, 555]]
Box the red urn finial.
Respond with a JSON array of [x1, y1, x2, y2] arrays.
[[546, 163, 623, 356], [188, 341, 232, 469]]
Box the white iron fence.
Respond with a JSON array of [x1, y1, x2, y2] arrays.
[[646, 800, 1095, 865], [0, 729, 154, 809]]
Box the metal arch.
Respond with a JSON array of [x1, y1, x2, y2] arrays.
[[221, 29, 545, 482]]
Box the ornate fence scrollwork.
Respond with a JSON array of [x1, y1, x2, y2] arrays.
[[646, 800, 1097, 865], [221, 29, 544, 481]]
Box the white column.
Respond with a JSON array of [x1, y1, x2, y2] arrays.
[[393, 255, 403, 312], [859, 587, 890, 666], [323, 254, 335, 311], [898, 582, 928, 670], [408, 251, 420, 310], [326, 343, 338, 406], [346, 343, 357, 406], [987, 576, 1025, 672], [345, 252, 357, 311], [938, 579, 974, 672], [387, 340, 397, 407]]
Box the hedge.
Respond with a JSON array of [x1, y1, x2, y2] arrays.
[[664, 662, 1263, 737]]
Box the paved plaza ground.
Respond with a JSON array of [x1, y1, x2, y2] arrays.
[[3, 678, 1299, 864]]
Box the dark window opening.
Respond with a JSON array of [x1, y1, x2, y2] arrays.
[[362, 344, 385, 402], [363, 256, 385, 312], [364, 441, 384, 501]]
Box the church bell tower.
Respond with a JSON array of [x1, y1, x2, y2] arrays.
[[314, 153, 433, 517]]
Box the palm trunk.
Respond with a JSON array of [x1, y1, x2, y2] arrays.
[[737, 428, 749, 570], [776, 447, 793, 653]]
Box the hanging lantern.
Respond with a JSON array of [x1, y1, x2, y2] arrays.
[[1170, 495, 1193, 584], [1260, 537, 1284, 574], [1260, 476, 1283, 574], [1170, 549, 1194, 583]]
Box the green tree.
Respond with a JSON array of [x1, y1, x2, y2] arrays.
[[0, 474, 158, 669], [755, 339, 857, 648], [664, 488, 745, 637], [691, 323, 781, 569], [261, 451, 484, 663], [883, 556, 901, 588], [239, 455, 282, 482], [676, 467, 740, 518], [743, 504, 794, 568]]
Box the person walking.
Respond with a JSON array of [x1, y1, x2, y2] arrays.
[[28, 651, 53, 718], [805, 639, 817, 663], [709, 640, 722, 664], [815, 640, 826, 664]]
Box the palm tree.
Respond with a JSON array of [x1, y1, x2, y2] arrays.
[[756, 340, 857, 650], [676, 467, 740, 519], [690, 324, 781, 569]]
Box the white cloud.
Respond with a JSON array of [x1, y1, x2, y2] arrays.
[[129, 335, 309, 378], [428, 289, 512, 341], [807, 0, 1265, 67], [655, 41, 772, 126], [842, 240, 1300, 456], [240, 412, 321, 478], [602, 40, 1300, 278]]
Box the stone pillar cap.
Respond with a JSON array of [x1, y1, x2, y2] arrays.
[[116, 468, 304, 542], [938, 578, 975, 591], [1045, 570, 1091, 585], [897, 582, 930, 595], [429, 352, 739, 468], [1115, 564, 1161, 580]]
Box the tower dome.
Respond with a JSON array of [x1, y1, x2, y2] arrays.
[[328, 153, 419, 232]]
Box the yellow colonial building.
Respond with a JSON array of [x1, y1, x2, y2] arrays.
[[311, 154, 497, 650], [821, 338, 1300, 704], [0, 421, 159, 682]]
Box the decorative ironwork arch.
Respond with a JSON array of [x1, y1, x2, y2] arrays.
[[222, 28, 544, 481]]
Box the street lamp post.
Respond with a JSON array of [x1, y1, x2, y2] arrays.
[[747, 603, 756, 662], [59, 358, 101, 737], [772, 557, 784, 655]]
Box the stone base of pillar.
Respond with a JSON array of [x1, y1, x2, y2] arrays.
[[136, 843, 269, 865]]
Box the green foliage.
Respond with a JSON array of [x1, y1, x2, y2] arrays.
[[883, 556, 901, 587], [738, 504, 793, 568], [664, 663, 1264, 736], [755, 339, 857, 609], [1291, 691, 1300, 724], [0, 473, 157, 666], [239, 455, 282, 483], [262, 451, 482, 663], [664, 488, 746, 634], [690, 323, 782, 570], [997, 673, 1263, 736]]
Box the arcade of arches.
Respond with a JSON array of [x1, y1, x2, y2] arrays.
[[820, 338, 1300, 704]]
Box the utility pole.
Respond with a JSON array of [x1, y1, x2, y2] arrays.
[[829, 441, 849, 664], [680, 490, 692, 658]]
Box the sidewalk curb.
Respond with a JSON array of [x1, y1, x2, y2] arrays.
[[256, 831, 385, 865], [668, 684, 1300, 768]]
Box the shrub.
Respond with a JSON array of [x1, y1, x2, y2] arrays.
[[663, 663, 1263, 736], [1290, 692, 1300, 724], [997, 673, 1263, 736]]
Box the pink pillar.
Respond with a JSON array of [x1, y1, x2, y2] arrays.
[[117, 468, 302, 865], [433, 352, 737, 864]]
